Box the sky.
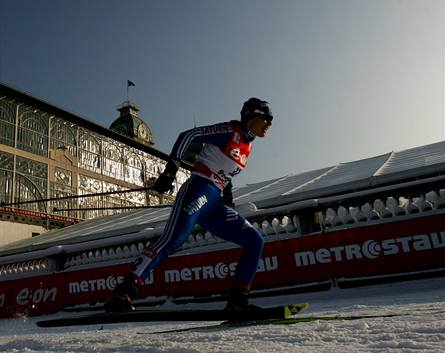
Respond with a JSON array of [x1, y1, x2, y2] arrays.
[[0, 0, 444, 187]]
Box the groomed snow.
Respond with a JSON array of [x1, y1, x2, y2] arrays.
[[0, 277, 444, 353]]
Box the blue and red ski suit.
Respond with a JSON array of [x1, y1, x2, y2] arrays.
[[130, 121, 264, 289]]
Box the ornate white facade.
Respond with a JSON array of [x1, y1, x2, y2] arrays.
[[0, 82, 190, 234]]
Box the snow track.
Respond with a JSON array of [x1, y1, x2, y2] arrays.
[[0, 278, 444, 353]]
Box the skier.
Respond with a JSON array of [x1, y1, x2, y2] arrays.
[[105, 97, 273, 313]]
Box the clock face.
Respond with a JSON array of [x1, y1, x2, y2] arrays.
[[138, 124, 148, 138]]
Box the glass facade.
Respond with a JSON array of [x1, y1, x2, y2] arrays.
[[0, 95, 189, 222]]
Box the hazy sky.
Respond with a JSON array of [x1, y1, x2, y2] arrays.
[[1, 0, 444, 187]]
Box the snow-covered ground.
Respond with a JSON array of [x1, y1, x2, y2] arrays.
[[0, 277, 444, 353]]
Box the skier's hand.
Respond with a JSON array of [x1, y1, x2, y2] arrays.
[[222, 182, 235, 207], [153, 173, 174, 194], [152, 161, 178, 194]]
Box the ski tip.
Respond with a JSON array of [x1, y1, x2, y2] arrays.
[[285, 303, 310, 317]]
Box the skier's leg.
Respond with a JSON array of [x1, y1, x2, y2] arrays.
[[199, 203, 264, 290], [130, 178, 196, 280], [106, 178, 208, 312], [199, 203, 264, 309], [131, 177, 222, 280]]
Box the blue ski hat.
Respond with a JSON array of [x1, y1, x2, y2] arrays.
[[240, 98, 273, 124]]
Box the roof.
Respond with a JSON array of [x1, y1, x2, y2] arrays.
[[0, 80, 167, 160], [1, 139, 444, 258], [234, 141, 445, 208]]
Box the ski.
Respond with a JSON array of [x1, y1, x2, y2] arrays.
[[138, 312, 410, 334], [36, 302, 309, 328]]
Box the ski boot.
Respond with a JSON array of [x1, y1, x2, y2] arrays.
[[225, 286, 259, 311], [104, 274, 139, 313]]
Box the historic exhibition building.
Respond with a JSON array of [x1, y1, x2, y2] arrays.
[[0, 82, 190, 246]]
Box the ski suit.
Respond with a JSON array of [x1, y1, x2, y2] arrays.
[[130, 120, 264, 289]]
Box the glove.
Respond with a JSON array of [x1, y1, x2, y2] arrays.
[[152, 161, 178, 194]]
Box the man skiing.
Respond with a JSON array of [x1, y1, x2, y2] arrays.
[[105, 97, 273, 313]]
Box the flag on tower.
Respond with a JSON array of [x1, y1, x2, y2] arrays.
[[127, 80, 135, 87]]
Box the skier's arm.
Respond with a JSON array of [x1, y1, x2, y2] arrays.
[[152, 123, 234, 193], [169, 123, 234, 164]]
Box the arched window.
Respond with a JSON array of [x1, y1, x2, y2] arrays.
[[102, 140, 124, 180], [0, 98, 16, 147], [124, 150, 144, 186], [0, 151, 14, 205], [50, 118, 77, 158], [49, 167, 76, 218], [78, 130, 101, 174], [78, 174, 103, 219], [17, 107, 49, 157], [15, 156, 48, 212]]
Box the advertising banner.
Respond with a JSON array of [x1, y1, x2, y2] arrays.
[[0, 213, 444, 317]]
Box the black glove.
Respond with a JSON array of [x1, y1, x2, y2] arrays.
[[152, 161, 178, 194], [222, 182, 235, 207]]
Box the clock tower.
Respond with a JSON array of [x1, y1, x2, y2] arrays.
[[109, 101, 154, 146]]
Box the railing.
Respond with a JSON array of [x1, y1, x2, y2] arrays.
[[0, 258, 50, 277], [322, 189, 445, 228], [1, 181, 445, 280]]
